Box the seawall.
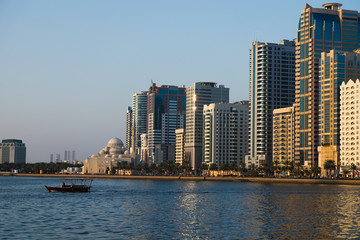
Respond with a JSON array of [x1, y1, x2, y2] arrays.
[[4, 173, 360, 185]]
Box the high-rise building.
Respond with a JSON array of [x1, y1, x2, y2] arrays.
[[184, 82, 229, 170], [126, 106, 132, 150], [0, 139, 26, 164], [340, 79, 360, 170], [50, 154, 53, 163], [246, 40, 295, 168], [147, 83, 186, 163], [132, 91, 148, 156], [203, 102, 249, 167], [175, 128, 185, 165], [318, 50, 360, 172], [295, 3, 360, 167], [273, 106, 295, 164]]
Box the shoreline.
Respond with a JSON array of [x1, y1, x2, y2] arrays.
[[3, 173, 360, 185]]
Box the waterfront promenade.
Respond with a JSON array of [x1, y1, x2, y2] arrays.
[[4, 173, 360, 185]]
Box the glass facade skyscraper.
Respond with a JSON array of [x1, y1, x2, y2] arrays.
[[318, 50, 360, 172], [295, 3, 360, 166], [147, 83, 186, 163]]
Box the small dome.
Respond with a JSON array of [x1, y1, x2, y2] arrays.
[[112, 154, 118, 158], [91, 155, 96, 158], [124, 150, 130, 155], [107, 137, 124, 148]]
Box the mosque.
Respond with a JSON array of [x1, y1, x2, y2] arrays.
[[82, 137, 133, 174]]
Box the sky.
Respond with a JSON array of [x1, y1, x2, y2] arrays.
[[1, 0, 359, 163]]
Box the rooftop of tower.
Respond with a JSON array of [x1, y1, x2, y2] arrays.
[[198, 82, 217, 87], [322, 3, 342, 10]]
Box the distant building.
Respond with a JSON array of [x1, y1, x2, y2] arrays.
[[246, 40, 295, 168], [82, 138, 132, 174], [0, 139, 26, 164], [175, 128, 185, 165], [126, 106, 132, 150], [273, 106, 295, 164], [340, 79, 360, 171], [203, 102, 249, 168], [184, 82, 229, 170]]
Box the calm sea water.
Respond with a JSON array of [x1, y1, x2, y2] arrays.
[[1, 177, 360, 239]]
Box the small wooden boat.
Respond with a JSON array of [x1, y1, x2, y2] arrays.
[[45, 179, 93, 192]]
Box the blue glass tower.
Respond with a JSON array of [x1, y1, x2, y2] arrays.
[[295, 3, 360, 167]]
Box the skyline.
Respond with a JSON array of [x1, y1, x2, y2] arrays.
[[1, 0, 359, 163]]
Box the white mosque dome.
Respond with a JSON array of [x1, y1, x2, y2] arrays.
[[124, 150, 130, 155], [107, 137, 124, 148], [109, 147, 122, 155]]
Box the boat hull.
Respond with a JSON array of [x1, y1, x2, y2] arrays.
[[45, 185, 91, 192]]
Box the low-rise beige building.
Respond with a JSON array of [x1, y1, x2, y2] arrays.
[[273, 106, 295, 164]]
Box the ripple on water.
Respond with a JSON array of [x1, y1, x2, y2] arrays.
[[1, 177, 360, 239]]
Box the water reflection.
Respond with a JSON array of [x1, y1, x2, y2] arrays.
[[1, 177, 360, 239]]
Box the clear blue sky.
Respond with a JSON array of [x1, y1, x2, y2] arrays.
[[1, 0, 359, 163]]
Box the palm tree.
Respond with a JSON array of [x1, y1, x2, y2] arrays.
[[249, 164, 258, 177], [350, 163, 357, 179], [342, 168, 350, 179], [229, 162, 238, 174], [260, 163, 272, 177], [220, 163, 230, 176], [200, 163, 208, 176], [150, 163, 157, 175], [310, 164, 321, 177], [324, 160, 336, 178], [294, 161, 302, 177], [209, 163, 218, 176], [283, 160, 290, 176], [239, 162, 246, 176], [273, 160, 280, 176], [289, 161, 295, 176], [174, 163, 181, 175], [181, 160, 191, 174]]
